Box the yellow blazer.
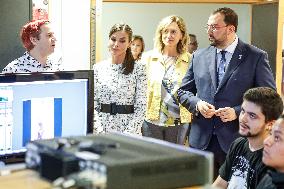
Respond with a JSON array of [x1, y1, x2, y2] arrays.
[[145, 50, 192, 124]]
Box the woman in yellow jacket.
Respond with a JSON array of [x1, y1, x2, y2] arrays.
[[142, 15, 192, 144]]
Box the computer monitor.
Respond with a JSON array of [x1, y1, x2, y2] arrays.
[[0, 70, 94, 163]]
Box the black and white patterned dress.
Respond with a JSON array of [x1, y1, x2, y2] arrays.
[[93, 59, 147, 135], [2, 52, 62, 73]]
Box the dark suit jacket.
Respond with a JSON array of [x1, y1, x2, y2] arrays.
[[177, 39, 276, 153]]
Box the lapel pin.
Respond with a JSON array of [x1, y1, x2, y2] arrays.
[[238, 55, 242, 60]]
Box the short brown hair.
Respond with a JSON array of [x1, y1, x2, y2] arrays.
[[131, 35, 145, 60], [213, 7, 238, 32], [21, 19, 50, 51]]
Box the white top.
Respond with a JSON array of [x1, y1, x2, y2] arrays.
[[2, 52, 62, 73]]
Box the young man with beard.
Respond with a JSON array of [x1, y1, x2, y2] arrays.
[[177, 7, 275, 178], [212, 87, 283, 189]]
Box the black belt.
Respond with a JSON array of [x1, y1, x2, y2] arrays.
[[100, 103, 134, 115], [174, 118, 181, 125]]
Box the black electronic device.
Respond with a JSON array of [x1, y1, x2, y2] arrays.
[[26, 133, 213, 189], [0, 70, 94, 164]]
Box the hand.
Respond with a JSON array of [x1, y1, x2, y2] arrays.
[[215, 107, 237, 122], [197, 100, 216, 118]]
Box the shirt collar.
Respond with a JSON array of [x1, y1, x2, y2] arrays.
[[24, 51, 41, 65], [216, 36, 238, 54], [24, 51, 52, 67]]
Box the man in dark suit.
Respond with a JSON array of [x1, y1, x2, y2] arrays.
[[177, 7, 276, 178]]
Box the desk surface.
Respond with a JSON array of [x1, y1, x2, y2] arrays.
[[0, 170, 50, 189], [0, 169, 203, 189]]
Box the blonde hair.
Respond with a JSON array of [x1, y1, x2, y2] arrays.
[[154, 15, 188, 54]]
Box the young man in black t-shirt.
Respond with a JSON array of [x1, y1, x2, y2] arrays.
[[213, 87, 283, 189]]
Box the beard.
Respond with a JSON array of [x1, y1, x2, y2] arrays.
[[240, 131, 259, 137], [209, 36, 218, 47], [209, 37, 222, 47], [239, 123, 251, 137], [208, 33, 227, 47], [239, 122, 266, 138]]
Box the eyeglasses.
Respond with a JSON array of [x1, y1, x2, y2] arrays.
[[205, 25, 228, 32]]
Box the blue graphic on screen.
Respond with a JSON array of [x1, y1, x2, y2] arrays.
[[0, 79, 88, 155], [22, 98, 63, 146]]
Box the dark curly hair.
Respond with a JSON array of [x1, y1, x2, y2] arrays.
[[243, 87, 283, 123]]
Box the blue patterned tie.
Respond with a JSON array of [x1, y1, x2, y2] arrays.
[[218, 50, 226, 87]]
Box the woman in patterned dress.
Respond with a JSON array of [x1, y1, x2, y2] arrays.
[[142, 15, 192, 144], [93, 23, 147, 136]]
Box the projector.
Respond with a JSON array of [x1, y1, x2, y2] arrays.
[[26, 133, 213, 189]]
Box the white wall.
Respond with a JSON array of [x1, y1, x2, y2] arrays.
[[101, 3, 251, 60], [49, 0, 91, 70]]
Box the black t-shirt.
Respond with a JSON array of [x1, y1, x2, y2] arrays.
[[219, 137, 268, 189]]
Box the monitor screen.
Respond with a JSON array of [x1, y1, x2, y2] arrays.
[[0, 70, 94, 163]]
